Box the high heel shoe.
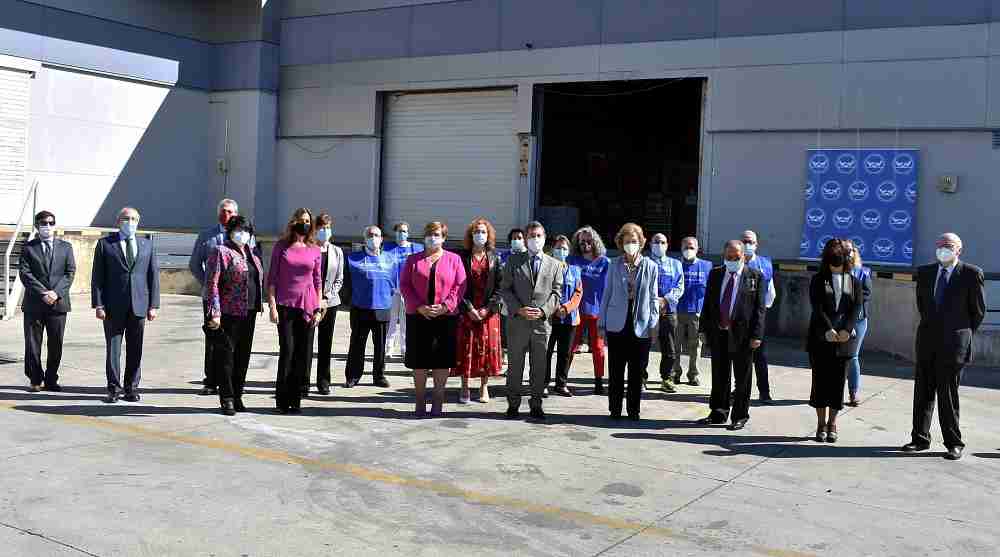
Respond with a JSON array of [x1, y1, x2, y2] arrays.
[[479, 385, 490, 403]]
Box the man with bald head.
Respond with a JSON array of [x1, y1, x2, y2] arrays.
[[903, 233, 985, 460]]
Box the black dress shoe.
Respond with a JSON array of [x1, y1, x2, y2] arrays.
[[696, 415, 726, 425], [43, 383, 62, 392], [233, 399, 246, 412], [123, 392, 141, 402], [593, 378, 605, 395], [553, 386, 573, 397], [221, 400, 236, 416], [627, 414, 640, 422], [344, 378, 359, 388], [944, 447, 963, 460], [374, 377, 390, 388], [727, 419, 748, 431], [277, 406, 290, 414], [609, 413, 623, 420], [529, 407, 546, 421], [103, 392, 119, 403], [901, 442, 930, 452], [759, 397, 775, 406], [287, 407, 302, 415], [688, 378, 700, 387], [317, 387, 331, 396], [504, 408, 520, 419], [199, 386, 217, 396], [300, 388, 310, 397]]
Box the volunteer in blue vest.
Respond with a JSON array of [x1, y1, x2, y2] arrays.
[[648, 234, 685, 393], [383, 221, 424, 359], [344, 225, 398, 388], [742, 230, 776, 404], [673, 237, 713, 386]]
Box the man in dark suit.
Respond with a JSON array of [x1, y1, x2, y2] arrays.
[[903, 233, 985, 461], [19, 210, 76, 392], [697, 240, 766, 430], [91, 207, 161, 403]]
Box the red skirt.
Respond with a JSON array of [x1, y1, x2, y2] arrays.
[[452, 312, 503, 378]]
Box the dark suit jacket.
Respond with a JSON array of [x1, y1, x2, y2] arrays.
[[18, 238, 76, 314], [806, 272, 862, 356], [915, 261, 986, 364], [699, 266, 766, 352], [91, 232, 161, 318], [459, 249, 502, 314]]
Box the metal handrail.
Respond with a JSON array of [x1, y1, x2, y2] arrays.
[[3, 179, 38, 317]]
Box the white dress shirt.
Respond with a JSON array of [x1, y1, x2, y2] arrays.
[[119, 236, 136, 263], [720, 265, 743, 320]]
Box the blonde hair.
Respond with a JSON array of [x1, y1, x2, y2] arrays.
[[614, 223, 645, 249]]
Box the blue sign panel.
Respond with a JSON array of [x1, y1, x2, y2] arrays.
[[801, 148, 919, 266]]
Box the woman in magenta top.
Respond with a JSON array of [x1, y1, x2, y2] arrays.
[[399, 221, 467, 416], [266, 208, 323, 414]]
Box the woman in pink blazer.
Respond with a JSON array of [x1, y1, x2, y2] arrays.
[[399, 221, 467, 416]]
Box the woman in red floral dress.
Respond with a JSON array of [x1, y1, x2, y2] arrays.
[[452, 218, 504, 403]]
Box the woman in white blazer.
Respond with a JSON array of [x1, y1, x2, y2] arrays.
[[598, 222, 660, 421], [307, 212, 344, 395]]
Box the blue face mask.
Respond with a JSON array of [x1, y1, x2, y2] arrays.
[[553, 247, 569, 261], [119, 221, 137, 239], [366, 236, 382, 251], [396, 231, 408, 243], [743, 243, 756, 256], [317, 228, 332, 243], [232, 231, 251, 246], [724, 259, 742, 273]]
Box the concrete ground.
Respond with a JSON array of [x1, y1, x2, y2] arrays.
[[0, 295, 997, 557]]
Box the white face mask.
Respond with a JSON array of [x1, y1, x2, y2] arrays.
[[553, 247, 569, 261], [37, 225, 54, 240], [510, 239, 526, 253], [936, 247, 956, 264], [682, 248, 697, 260], [526, 236, 545, 254], [650, 243, 666, 258], [724, 259, 742, 273], [472, 232, 488, 247], [623, 242, 641, 257], [232, 231, 251, 246], [425, 235, 444, 248]]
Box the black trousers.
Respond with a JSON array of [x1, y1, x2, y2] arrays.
[[202, 300, 216, 388], [753, 338, 771, 398], [305, 309, 338, 390], [23, 312, 66, 386], [276, 306, 314, 410], [345, 308, 387, 383], [911, 351, 964, 449], [708, 329, 753, 422], [215, 313, 257, 403], [657, 313, 678, 380], [545, 323, 576, 389], [103, 310, 145, 394], [606, 324, 652, 418]]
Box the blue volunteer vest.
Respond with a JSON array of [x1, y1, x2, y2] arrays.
[[654, 256, 684, 313], [557, 263, 582, 325], [677, 258, 713, 314], [746, 255, 773, 290]]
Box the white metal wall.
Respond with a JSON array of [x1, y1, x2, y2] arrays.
[[0, 67, 31, 223], [381, 89, 518, 237]]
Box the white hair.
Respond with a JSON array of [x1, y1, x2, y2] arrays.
[[363, 225, 382, 237], [741, 230, 758, 242], [218, 198, 238, 212]]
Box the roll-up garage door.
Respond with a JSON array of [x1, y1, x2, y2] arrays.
[[0, 67, 31, 223], [381, 89, 517, 238]]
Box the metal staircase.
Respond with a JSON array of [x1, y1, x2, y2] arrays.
[[1, 180, 38, 321]]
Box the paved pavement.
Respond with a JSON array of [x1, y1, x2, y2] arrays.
[[0, 295, 997, 557]]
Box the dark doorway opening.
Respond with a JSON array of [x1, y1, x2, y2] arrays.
[[534, 78, 704, 247]]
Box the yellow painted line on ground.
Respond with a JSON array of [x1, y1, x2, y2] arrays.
[[0, 402, 814, 557]]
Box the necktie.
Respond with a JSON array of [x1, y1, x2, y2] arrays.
[[934, 267, 947, 308], [43, 241, 53, 270], [531, 256, 540, 281], [126, 238, 136, 269], [720, 272, 736, 329]]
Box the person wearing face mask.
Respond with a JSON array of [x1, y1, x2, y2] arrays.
[[647, 233, 684, 393], [384, 221, 424, 359], [303, 213, 344, 396], [19, 211, 76, 392], [344, 225, 399, 389], [568, 226, 611, 395], [902, 233, 985, 461], [696, 240, 765, 430], [544, 235, 583, 397], [189, 199, 243, 396], [204, 216, 264, 415], [399, 222, 467, 415], [597, 223, 659, 420], [806, 239, 862, 443], [453, 219, 504, 403], [266, 208, 323, 414], [92, 207, 160, 403], [741, 230, 777, 404], [674, 237, 713, 385], [843, 240, 872, 407], [500, 221, 563, 421]]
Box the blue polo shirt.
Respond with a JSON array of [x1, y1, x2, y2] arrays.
[[347, 250, 398, 310], [567, 255, 609, 317], [677, 258, 713, 314], [383, 241, 424, 280]]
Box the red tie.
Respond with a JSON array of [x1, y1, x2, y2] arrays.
[[720, 272, 736, 330]]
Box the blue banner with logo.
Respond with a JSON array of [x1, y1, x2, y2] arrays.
[[801, 148, 919, 266]]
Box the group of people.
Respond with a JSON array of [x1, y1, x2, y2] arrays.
[[17, 198, 985, 459]]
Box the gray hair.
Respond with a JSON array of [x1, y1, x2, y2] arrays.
[[939, 232, 962, 247], [741, 230, 758, 243], [363, 225, 382, 237], [681, 236, 699, 248], [723, 239, 744, 253], [217, 198, 238, 212], [118, 207, 140, 220], [571, 226, 607, 258]]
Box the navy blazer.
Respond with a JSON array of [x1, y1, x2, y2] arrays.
[[18, 238, 76, 314], [915, 261, 985, 364], [91, 232, 161, 317]]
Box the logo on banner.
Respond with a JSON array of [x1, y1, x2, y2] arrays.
[[836, 153, 858, 174], [850, 236, 866, 255], [860, 209, 881, 230], [848, 181, 869, 202], [876, 181, 898, 203], [893, 153, 915, 174], [902, 240, 914, 260], [817, 235, 835, 253], [864, 153, 887, 174], [804, 182, 815, 200], [872, 238, 895, 259], [806, 207, 826, 228], [800, 235, 811, 256], [889, 210, 912, 231], [905, 182, 918, 204], [833, 208, 854, 229], [821, 181, 842, 201], [809, 153, 830, 174]]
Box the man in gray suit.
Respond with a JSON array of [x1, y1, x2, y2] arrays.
[[501, 221, 563, 421], [19, 210, 76, 392], [189, 198, 239, 395]]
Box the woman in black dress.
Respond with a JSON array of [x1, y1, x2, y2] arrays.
[[806, 238, 862, 443]]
